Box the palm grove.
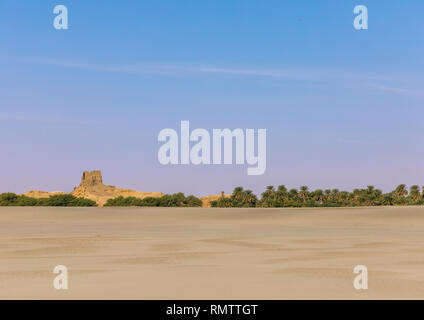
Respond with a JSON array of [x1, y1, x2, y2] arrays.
[[210, 184, 424, 207]]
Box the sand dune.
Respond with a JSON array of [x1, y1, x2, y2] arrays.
[[1, 206, 424, 299]]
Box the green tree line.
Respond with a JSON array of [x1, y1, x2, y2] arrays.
[[0, 193, 97, 206], [104, 193, 202, 207], [210, 184, 424, 208], [0, 192, 202, 207], [2, 185, 424, 208]]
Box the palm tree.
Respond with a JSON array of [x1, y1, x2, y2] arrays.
[[243, 190, 257, 207], [393, 184, 408, 205], [232, 186, 244, 201], [394, 184, 408, 197], [324, 189, 331, 201], [331, 189, 340, 202], [260, 186, 275, 207], [277, 185, 287, 193], [289, 188, 298, 199], [339, 191, 350, 205], [409, 185, 421, 204], [299, 186, 309, 203], [313, 189, 324, 204], [275, 185, 288, 207]]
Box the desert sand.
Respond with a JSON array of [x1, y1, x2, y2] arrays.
[[1, 206, 424, 299]]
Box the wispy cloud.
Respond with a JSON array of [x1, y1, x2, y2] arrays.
[[28, 58, 390, 82], [26, 58, 424, 97], [368, 83, 424, 96]]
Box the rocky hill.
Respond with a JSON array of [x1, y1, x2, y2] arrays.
[[71, 170, 163, 206]]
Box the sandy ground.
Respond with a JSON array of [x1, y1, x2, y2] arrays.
[[1, 206, 424, 299]]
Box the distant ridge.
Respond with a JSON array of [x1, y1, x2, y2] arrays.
[[22, 170, 226, 207]]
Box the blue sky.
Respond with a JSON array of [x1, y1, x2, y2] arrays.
[[0, 1, 423, 196]]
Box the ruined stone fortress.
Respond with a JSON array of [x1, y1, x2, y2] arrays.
[[26, 170, 163, 206]]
